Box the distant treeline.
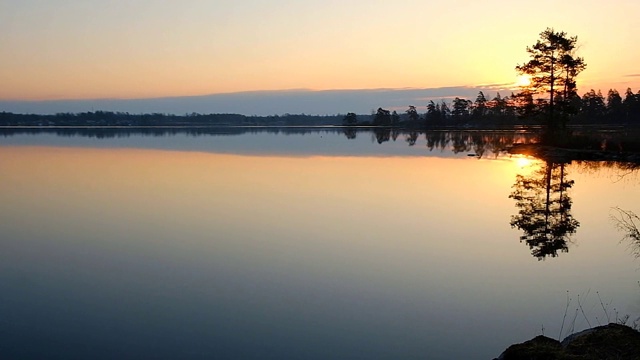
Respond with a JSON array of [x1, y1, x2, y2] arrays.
[[2, 87, 640, 128], [0, 112, 343, 127]]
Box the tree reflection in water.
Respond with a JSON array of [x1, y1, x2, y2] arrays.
[[343, 127, 357, 140], [509, 160, 580, 259], [372, 128, 391, 144], [611, 207, 640, 260]]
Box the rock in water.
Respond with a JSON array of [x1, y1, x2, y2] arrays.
[[561, 323, 640, 359], [495, 323, 640, 360], [495, 335, 562, 360]]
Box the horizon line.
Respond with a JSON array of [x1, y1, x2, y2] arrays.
[[1, 84, 518, 103]]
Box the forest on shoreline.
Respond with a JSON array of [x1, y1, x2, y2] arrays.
[[2, 87, 640, 129]]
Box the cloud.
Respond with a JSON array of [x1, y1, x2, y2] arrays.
[[624, 74, 640, 77], [475, 82, 515, 88], [0, 86, 511, 116]]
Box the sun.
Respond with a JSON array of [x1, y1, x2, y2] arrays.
[[515, 156, 534, 168], [515, 74, 531, 88]]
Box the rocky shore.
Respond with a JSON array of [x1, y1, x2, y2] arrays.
[[494, 323, 640, 360]]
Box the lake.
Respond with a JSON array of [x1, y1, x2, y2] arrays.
[[1, 128, 639, 359]]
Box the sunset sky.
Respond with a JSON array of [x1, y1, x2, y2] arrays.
[[1, 0, 639, 109]]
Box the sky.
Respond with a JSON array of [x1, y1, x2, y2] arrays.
[[1, 0, 639, 114]]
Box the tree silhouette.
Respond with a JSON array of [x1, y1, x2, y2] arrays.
[[623, 88, 640, 123], [606, 89, 624, 121], [581, 89, 606, 123], [373, 107, 391, 126], [426, 100, 439, 124], [513, 90, 539, 118], [406, 105, 420, 123], [391, 111, 400, 126], [342, 112, 358, 126], [516, 28, 586, 131], [452, 97, 472, 119], [472, 91, 487, 119], [509, 160, 580, 259]]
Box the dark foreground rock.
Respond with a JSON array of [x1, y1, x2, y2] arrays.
[[495, 323, 640, 360]]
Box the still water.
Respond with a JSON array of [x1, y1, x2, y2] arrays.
[[1, 129, 639, 359]]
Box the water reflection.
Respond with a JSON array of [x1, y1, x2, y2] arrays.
[[507, 149, 640, 260], [342, 127, 357, 140], [0, 127, 537, 158], [422, 131, 532, 157], [509, 160, 580, 259], [372, 128, 391, 144], [0, 126, 259, 138], [1, 129, 640, 359], [405, 131, 419, 146], [3, 126, 638, 264]]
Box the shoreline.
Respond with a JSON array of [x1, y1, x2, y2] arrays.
[[495, 323, 640, 360]]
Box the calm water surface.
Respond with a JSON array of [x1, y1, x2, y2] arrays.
[[1, 129, 639, 359]]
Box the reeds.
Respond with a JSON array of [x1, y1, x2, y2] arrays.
[[557, 289, 638, 341]]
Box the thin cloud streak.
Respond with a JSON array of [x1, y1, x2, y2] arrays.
[[0, 86, 513, 116]]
